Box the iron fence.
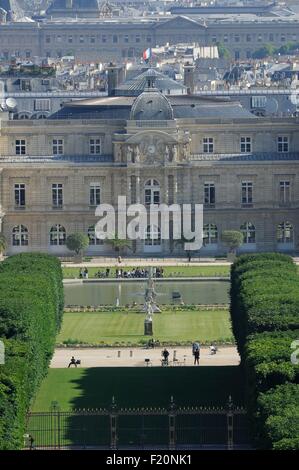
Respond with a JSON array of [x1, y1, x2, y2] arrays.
[[25, 396, 250, 450]]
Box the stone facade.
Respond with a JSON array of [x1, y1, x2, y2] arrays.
[[1, 15, 299, 61], [0, 96, 299, 256]]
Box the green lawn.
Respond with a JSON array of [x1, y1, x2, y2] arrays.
[[63, 265, 230, 279], [32, 366, 244, 411], [57, 309, 233, 346]]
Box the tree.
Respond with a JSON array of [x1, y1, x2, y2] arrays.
[[107, 234, 131, 255], [216, 42, 231, 60], [221, 230, 243, 255], [66, 233, 89, 258], [0, 234, 7, 260], [252, 43, 275, 59]]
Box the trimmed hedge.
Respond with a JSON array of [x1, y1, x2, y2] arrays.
[[0, 253, 63, 449], [230, 253, 299, 449], [257, 384, 299, 448]]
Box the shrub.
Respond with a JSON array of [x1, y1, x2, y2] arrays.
[[230, 253, 299, 449], [0, 253, 63, 449]]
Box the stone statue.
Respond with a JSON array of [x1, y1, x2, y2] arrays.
[[182, 144, 189, 161], [135, 145, 140, 163], [127, 145, 133, 162], [172, 145, 178, 161], [145, 301, 153, 322], [165, 145, 170, 162]]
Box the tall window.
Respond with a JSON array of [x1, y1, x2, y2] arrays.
[[89, 138, 102, 155], [12, 225, 28, 246], [90, 183, 101, 206], [144, 179, 160, 205], [52, 183, 63, 209], [168, 175, 174, 205], [203, 137, 214, 153], [203, 224, 218, 245], [240, 137, 251, 153], [131, 175, 137, 204], [88, 225, 103, 246], [52, 139, 64, 155], [240, 222, 256, 244], [280, 181, 291, 205], [50, 224, 66, 246], [242, 181, 253, 205], [204, 183, 215, 206], [145, 225, 161, 246], [277, 222, 293, 244], [277, 136, 289, 153], [15, 139, 26, 155], [14, 183, 26, 209]]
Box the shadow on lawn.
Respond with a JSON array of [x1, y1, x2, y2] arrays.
[[64, 366, 245, 447]]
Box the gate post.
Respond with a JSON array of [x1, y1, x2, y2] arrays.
[[226, 395, 234, 450], [168, 396, 176, 450], [110, 396, 118, 450], [50, 401, 61, 450]]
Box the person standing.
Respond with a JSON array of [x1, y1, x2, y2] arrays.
[[194, 348, 200, 365]]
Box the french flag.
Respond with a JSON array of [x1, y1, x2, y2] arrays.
[[143, 48, 152, 61]]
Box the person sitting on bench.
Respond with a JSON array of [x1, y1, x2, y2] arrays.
[[68, 356, 77, 368]]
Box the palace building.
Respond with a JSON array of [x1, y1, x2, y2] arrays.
[[0, 68, 298, 256], [1, 3, 299, 61]]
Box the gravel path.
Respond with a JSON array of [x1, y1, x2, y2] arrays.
[[51, 346, 239, 368]]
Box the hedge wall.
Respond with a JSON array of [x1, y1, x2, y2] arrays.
[[0, 253, 63, 450], [230, 253, 299, 449]]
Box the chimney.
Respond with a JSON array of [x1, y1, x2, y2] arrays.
[[184, 62, 195, 95], [107, 63, 122, 96]]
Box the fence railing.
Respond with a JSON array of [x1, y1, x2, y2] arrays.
[[25, 396, 250, 450]]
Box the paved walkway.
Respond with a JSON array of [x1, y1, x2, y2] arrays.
[[62, 257, 232, 268], [51, 346, 239, 368], [61, 256, 299, 268]]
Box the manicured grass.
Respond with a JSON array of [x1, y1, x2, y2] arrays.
[[57, 309, 233, 346], [32, 366, 244, 411], [63, 265, 230, 279]]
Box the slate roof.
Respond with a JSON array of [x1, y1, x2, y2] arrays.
[[49, 93, 255, 121], [47, 0, 99, 13], [116, 68, 187, 96]]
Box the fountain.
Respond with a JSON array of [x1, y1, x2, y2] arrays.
[[143, 267, 161, 336]]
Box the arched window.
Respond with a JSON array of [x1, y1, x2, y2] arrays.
[[50, 224, 66, 246], [144, 179, 160, 205], [18, 113, 30, 120], [277, 222, 294, 243], [145, 225, 161, 246], [12, 225, 28, 246], [203, 224, 218, 245], [88, 225, 103, 246], [240, 222, 256, 244]]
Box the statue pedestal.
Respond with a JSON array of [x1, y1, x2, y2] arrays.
[[144, 320, 153, 336]]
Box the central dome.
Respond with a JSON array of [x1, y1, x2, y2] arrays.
[[130, 73, 174, 121]]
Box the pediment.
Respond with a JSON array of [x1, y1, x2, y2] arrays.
[[154, 15, 206, 31], [126, 130, 177, 145]]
